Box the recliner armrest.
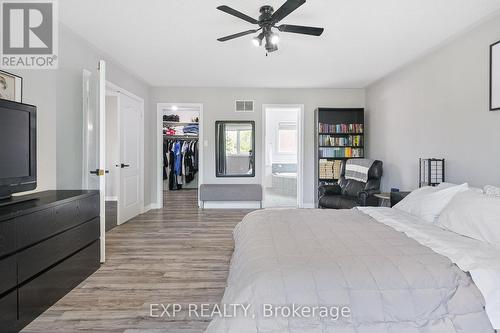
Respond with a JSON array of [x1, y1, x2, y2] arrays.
[[319, 184, 342, 196], [358, 189, 380, 206]]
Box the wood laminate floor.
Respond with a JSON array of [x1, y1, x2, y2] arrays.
[[23, 189, 252, 333]]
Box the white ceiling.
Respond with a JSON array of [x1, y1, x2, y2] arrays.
[[59, 0, 500, 88]]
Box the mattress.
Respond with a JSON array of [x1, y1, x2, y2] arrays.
[[205, 208, 495, 333]]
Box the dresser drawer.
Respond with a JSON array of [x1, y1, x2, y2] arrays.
[[78, 194, 100, 223], [54, 195, 99, 232], [0, 290, 17, 333], [54, 200, 78, 230], [0, 255, 17, 295], [17, 208, 56, 250], [0, 219, 16, 258], [18, 241, 100, 330], [18, 218, 100, 283]]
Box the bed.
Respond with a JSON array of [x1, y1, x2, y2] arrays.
[[206, 206, 500, 333]]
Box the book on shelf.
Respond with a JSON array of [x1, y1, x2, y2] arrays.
[[319, 159, 343, 180], [319, 123, 363, 134], [319, 135, 363, 147], [319, 147, 364, 158]]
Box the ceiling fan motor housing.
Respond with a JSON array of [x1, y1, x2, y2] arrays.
[[259, 5, 274, 25]]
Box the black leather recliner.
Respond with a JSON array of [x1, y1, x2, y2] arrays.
[[318, 160, 383, 209]]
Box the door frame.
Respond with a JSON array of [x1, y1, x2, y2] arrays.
[[262, 104, 305, 208], [156, 103, 204, 209], [106, 80, 145, 224]]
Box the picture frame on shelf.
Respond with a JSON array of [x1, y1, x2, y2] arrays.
[[490, 40, 500, 111], [0, 70, 23, 103]]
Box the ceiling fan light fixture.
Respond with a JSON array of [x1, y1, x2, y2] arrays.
[[265, 37, 278, 52], [270, 33, 280, 45], [253, 32, 265, 47]]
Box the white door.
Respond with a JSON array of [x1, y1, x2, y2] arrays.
[[118, 93, 142, 223], [82, 61, 107, 262]]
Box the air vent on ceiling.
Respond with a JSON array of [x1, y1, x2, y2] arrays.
[[235, 100, 254, 112]]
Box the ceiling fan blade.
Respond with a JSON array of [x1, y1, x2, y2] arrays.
[[217, 5, 258, 24], [278, 24, 324, 36], [271, 0, 306, 23], [217, 29, 259, 42]]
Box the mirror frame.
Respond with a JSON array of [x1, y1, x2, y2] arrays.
[[215, 120, 256, 178]]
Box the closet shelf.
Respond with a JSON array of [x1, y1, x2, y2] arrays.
[[319, 145, 364, 148], [164, 134, 199, 138], [163, 121, 199, 125]]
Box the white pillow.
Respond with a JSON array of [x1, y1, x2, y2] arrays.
[[437, 183, 459, 189], [438, 182, 483, 194], [484, 185, 500, 197], [437, 190, 500, 245], [394, 183, 469, 223]]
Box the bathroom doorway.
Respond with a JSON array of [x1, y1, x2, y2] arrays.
[[262, 105, 304, 208]]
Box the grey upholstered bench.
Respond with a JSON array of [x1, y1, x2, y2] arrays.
[[199, 184, 263, 209]]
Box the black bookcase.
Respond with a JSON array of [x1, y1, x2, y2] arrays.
[[314, 108, 365, 205]]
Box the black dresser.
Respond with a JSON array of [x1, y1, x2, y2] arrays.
[[0, 190, 101, 332]]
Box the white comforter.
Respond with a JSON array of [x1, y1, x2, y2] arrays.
[[206, 208, 497, 333], [359, 207, 500, 329]]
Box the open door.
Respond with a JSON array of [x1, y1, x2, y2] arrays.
[[82, 60, 107, 263]]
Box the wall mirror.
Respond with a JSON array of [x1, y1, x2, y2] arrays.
[[491, 40, 500, 111], [216, 121, 255, 177]]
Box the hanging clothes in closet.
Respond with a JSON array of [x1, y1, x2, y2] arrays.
[[163, 138, 199, 190]]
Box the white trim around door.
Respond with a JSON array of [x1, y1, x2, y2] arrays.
[[262, 104, 305, 208], [156, 103, 204, 209]]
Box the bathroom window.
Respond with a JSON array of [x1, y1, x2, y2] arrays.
[[278, 122, 297, 154]]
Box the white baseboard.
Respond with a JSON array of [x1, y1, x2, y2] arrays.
[[145, 202, 161, 211], [301, 203, 316, 209], [202, 201, 261, 209], [105, 196, 118, 202]]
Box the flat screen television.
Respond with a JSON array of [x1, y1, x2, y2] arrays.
[[0, 99, 37, 202]]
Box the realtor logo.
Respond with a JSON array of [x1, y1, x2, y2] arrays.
[[1, 0, 58, 69]]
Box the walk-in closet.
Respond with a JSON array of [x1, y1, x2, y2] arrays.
[[162, 105, 200, 195]]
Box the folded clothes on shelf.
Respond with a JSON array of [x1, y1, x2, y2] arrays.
[[183, 124, 199, 134], [163, 114, 180, 122]]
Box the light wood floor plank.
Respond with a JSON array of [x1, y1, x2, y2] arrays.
[[22, 189, 252, 333]]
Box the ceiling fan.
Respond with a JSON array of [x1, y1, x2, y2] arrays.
[[216, 0, 324, 53]]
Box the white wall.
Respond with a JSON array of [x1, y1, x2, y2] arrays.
[[56, 25, 151, 195], [366, 14, 500, 191], [11, 24, 152, 204], [151, 87, 365, 206]]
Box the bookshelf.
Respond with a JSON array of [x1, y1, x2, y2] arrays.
[[314, 108, 365, 205]]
